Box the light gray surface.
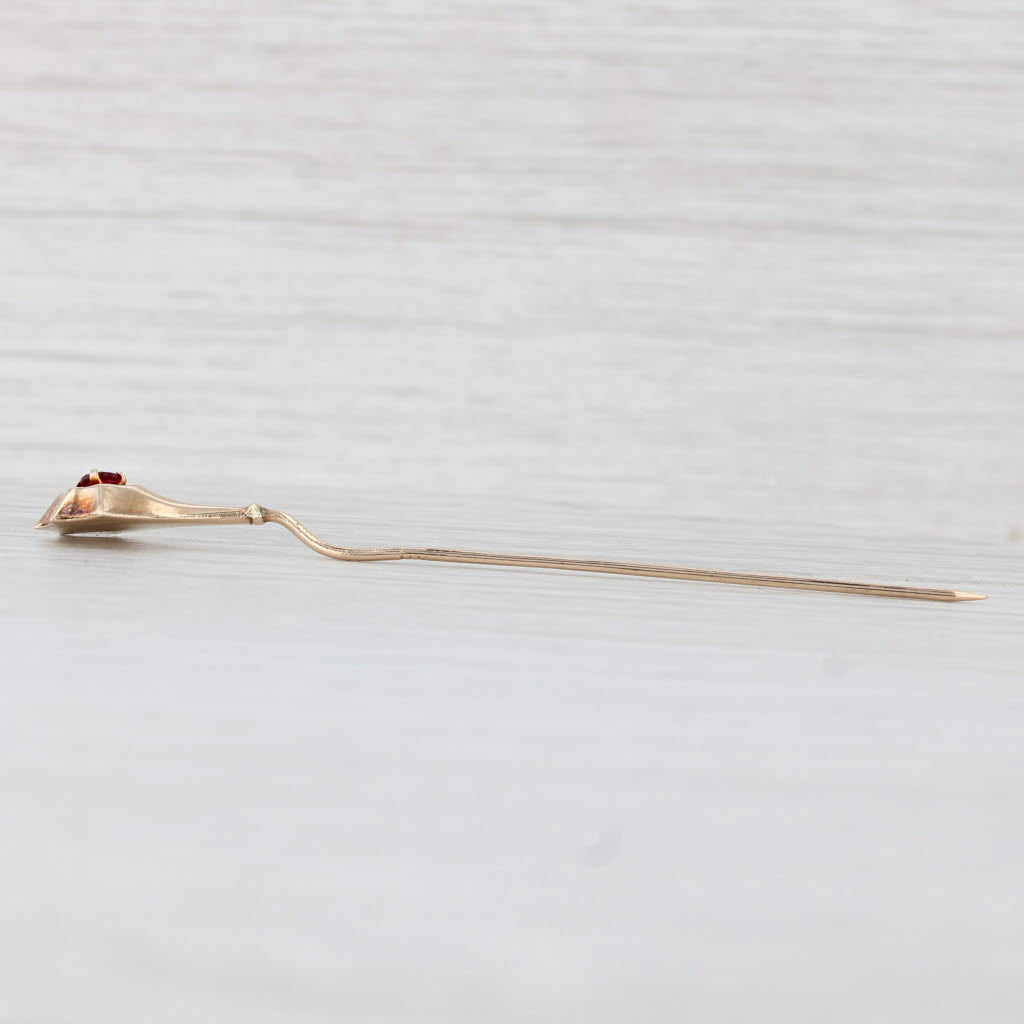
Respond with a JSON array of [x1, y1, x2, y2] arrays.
[[2, 2, 1023, 1021]]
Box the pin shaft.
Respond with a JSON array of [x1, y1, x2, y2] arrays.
[[264, 510, 985, 603]]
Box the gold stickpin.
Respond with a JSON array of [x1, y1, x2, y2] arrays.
[[35, 472, 986, 603]]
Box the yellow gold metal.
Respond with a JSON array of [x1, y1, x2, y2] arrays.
[[35, 481, 987, 603]]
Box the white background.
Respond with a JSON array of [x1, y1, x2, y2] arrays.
[[2, 2, 1022, 1021]]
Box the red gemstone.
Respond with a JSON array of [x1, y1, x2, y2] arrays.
[[76, 471, 126, 487]]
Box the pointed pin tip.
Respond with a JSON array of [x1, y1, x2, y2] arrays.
[[953, 591, 987, 601]]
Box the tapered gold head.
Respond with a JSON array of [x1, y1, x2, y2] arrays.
[[36, 472, 258, 534]]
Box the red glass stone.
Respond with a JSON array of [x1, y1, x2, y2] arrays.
[[76, 471, 126, 487]]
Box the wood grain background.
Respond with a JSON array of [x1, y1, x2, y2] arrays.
[[2, 2, 1022, 1021]]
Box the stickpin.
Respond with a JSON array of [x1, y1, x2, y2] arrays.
[[35, 472, 986, 602]]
